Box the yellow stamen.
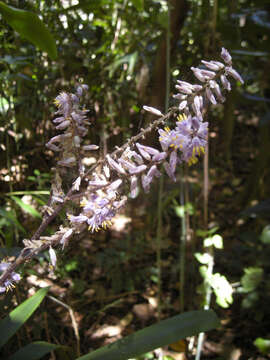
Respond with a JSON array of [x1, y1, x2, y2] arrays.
[[54, 99, 60, 107], [177, 113, 187, 122]]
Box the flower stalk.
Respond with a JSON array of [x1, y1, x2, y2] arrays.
[[0, 48, 244, 292]]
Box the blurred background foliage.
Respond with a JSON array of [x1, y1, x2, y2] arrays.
[[1, 0, 270, 359]]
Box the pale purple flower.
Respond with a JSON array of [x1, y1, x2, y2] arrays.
[[199, 69, 216, 79], [129, 164, 147, 175], [72, 176, 81, 191], [60, 228, 73, 249], [106, 155, 126, 175], [58, 157, 76, 167], [175, 83, 193, 95], [220, 75, 231, 91], [173, 93, 187, 100], [131, 151, 144, 165], [49, 247, 57, 267], [221, 48, 232, 65], [169, 151, 178, 174], [192, 84, 203, 92], [141, 174, 151, 193], [46, 143, 60, 152], [163, 161, 176, 182], [143, 106, 163, 116], [211, 61, 225, 70], [54, 92, 70, 116], [107, 179, 122, 191], [68, 214, 88, 224], [193, 95, 202, 116], [53, 117, 65, 124], [88, 178, 108, 187], [83, 144, 99, 151], [0, 262, 20, 293], [206, 88, 217, 105], [201, 60, 221, 72], [147, 165, 161, 179], [209, 80, 225, 103], [118, 158, 137, 171], [152, 151, 167, 162], [130, 176, 139, 198], [56, 120, 70, 130], [136, 143, 160, 159], [191, 67, 207, 82], [179, 100, 187, 110], [225, 67, 244, 84]]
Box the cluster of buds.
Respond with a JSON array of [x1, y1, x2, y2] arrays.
[[46, 84, 98, 172], [0, 48, 244, 291]]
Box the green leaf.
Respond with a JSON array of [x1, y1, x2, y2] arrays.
[[209, 273, 233, 308], [10, 195, 41, 219], [260, 225, 270, 244], [108, 52, 138, 78], [0, 2, 57, 60], [0, 287, 49, 348], [7, 341, 61, 360], [194, 252, 212, 265], [130, 0, 144, 12], [76, 310, 219, 360], [241, 267, 263, 293], [212, 235, 223, 249], [6, 191, 50, 196], [254, 337, 270, 355], [203, 237, 213, 247]]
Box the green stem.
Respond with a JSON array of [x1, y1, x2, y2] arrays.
[[179, 166, 186, 312], [156, 0, 171, 323]]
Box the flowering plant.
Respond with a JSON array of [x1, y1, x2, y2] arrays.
[[0, 48, 243, 293]]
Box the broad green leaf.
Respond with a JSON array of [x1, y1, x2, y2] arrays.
[[0, 287, 49, 348], [254, 337, 270, 355], [0, 2, 57, 60], [241, 267, 263, 293], [260, 225, 270, 244], [203, 237, 213, 247], [194, 252, 212, 265], [10, 195, 41, 219], [175, 205, 184, 218], [76, 310, 219, 360], [212, 235, 223, 249], [209, 273, 233, 308], [7, 341, 61, 360]]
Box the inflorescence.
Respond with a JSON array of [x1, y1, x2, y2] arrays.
[[0, 48, 243, 292]]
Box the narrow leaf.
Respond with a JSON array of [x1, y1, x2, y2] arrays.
[[0, 208, 26, 234], [0, 287, 49, 348], [7, 341, 61, 360], [76, 310, 219, 360], [10, 195, 41, 219], [6, 191, 50, 196], [0, 2, 57, 60]]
